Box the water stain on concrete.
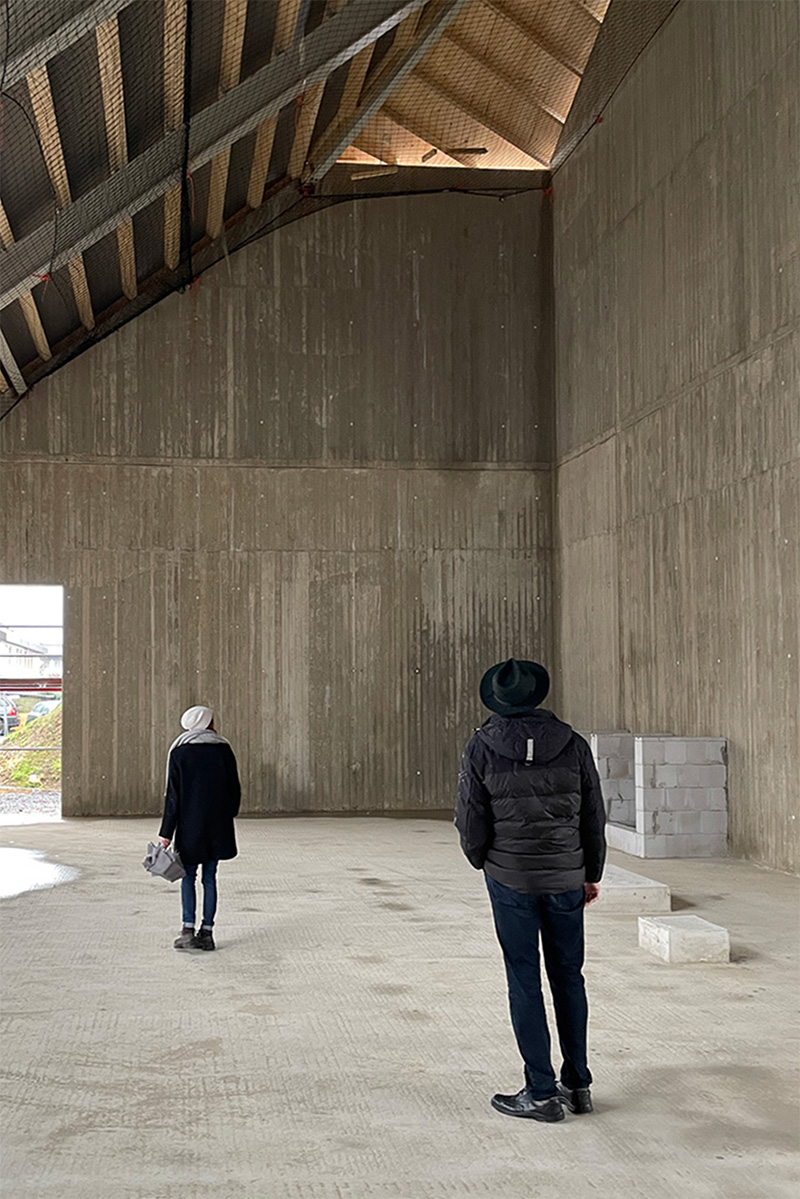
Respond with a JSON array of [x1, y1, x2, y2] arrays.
[[0, 847, 79, 899]]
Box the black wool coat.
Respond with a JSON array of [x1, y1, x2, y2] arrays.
[[159, 742, 241, 866], [455, 709, 606, 894]]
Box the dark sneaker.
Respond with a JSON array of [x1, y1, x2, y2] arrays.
[[491, 1087, 564, 1122], [192, 929, 215, 951], [557, 1083, 593, 1114], [173, 928, 195, 950]]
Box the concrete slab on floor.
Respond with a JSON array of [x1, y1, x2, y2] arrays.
[[0, 818, 798, 1199], [596, 863, 671, 913]]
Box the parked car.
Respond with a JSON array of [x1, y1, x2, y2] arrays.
[[25, 699, 62, 725], [0, 695, 20, 735]]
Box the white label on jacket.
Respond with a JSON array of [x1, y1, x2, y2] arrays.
[[526, 738, 534, 763]]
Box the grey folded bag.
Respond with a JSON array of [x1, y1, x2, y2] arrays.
[[142, 841, 186, 882]]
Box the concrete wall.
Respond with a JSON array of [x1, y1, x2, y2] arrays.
[[0, 192, 554, 816], [554, 0, 800, 872]]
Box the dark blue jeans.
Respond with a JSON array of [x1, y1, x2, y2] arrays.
[[181, 861, 219, 929], [486, 874, 592, 1100]]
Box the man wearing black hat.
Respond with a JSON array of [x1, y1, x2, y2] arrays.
[[455, 658, 606, 1123]]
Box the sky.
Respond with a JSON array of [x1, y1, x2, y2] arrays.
[[0, 586, 64, 649]]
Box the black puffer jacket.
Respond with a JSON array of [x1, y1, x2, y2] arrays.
[[455, 710, 605, 894]]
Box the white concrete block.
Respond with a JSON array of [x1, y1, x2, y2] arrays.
[[638, 915, 730, 964], [703, 788, 728, 811], [618, 779, 635, 801], [606, 823, 644, 856], [664, 740, 688, 764], [599, 865, 671, 913], [652, 765, 679, 788], [683, 738, 726, 764], [642, 810, 703, 835], [636, 738, 668, 765], [634, 762, 648, 788], [608, 756, 631, 779], [674, 764, 727, 788], [638, 788, 664, 812], [668, 833, 727, 858], [700, 811, 728, 835], [639, 834, 672, 858]]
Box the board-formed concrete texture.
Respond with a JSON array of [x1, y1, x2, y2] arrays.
[[1, 819, 799, 1199], [0, 190, 554, 820], [554, 0, 800, 874], [599, 863, 671, 913], [638, 915, 731, 965]]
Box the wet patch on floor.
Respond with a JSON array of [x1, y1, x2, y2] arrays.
[[0, 847, 79, 899]]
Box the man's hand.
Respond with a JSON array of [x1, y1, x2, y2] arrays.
[[159, 837, 171, 848], [584, 882, 601, 906]]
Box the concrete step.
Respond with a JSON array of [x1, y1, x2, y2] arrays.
[[599, 864, 671, 913], [638, 914, 730, 963]]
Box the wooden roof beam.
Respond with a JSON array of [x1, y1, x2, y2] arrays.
[[410, 69, 551, 166], [442, 26, 567, 125], [479, 0, 583, 79], [246, 0, 304, 209], [307, 0, 470, 183], [162, 0, 186, 270], [0, 203, 51, 363], [3, 0, 138, 90], [2, 0, 427, 311], [26, 65, 95, 330], [207, 0, 248, 240], [96, 15, 137, 299]]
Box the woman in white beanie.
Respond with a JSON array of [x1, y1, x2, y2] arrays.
[[159, 705, 241, 951]]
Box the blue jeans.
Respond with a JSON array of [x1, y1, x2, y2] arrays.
[[486, 875, 592, 1099], [181, 861, 219, 929]]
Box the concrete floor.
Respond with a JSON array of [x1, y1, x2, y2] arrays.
[[1, 817, 798, 1199]]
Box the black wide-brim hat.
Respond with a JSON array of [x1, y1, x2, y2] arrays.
[[480, 658, 550, 716]]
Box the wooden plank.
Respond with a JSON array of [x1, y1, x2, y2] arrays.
[[26, 65, 96, 329], [443, 15, 575, 123], [2, 0, 428, 310], [418, 33, 562, 164], [96, 15, 138, 299], [246, 0, 303, 208], [207, 0, 248, 239], [0, 203, 51, 361], [163, 0, 186, 270], [352, 110, 463, 167], [0, 329, 27, 394], [287, 81, 326, 179], [479, 0, 583, 78], [4, 0, 138, 90]]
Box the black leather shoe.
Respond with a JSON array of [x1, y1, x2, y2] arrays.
[[491, 1087, 565, 1122], [192, 929, 215, 951], [557, 1083, 593, 1114]]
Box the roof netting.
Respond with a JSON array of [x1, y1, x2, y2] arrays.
[[0, 0, 679, 414]]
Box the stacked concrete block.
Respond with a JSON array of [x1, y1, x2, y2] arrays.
[[589, 732, 635, 827], [634, 737, 727, 857], [638, 915, 730, 963]]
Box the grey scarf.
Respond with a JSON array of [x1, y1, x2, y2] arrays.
[[164, 728, 230, 788]]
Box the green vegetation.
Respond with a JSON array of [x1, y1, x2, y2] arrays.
[[0, 706, 62, 789]]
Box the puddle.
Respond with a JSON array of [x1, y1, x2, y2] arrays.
[[0, 847, 80, 899]]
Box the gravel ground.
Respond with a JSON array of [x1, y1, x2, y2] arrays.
[[0, 789, 61, 816]]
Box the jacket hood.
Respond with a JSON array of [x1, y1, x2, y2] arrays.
[[476, 709, 575, 764]]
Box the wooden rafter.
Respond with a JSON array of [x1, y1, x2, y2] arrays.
[[207, 0, 248, 240], [479, 0, 583, 79], [26, 65, 95, 330], [96, 15, 137, 299], [308, 0, 470, 183], [351, 110, 463, 167], [442, 25, 568, 125], [163, 0, 186, 270], [0, 203, 51, 362], [415, 67, 552, 166], [246, 0, 303, 209]]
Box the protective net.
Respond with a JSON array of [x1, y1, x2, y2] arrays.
[[0, 0, 678, 414]]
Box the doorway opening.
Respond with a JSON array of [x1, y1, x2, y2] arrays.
[[0, 585, 64, 824]]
